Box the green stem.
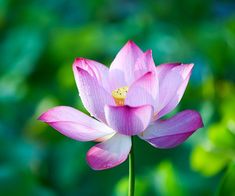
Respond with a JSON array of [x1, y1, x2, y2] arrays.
[[128, 137, 135, 196]]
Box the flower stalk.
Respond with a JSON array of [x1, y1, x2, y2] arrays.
[[129, 137, 135, 196]]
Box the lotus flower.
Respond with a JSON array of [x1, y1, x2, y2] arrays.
[[38, 41, 203, 170]]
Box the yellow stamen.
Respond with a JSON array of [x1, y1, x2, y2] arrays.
[[112, 86, 129, 106]]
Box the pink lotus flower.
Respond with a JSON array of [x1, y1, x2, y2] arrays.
[[38, 41, 203, 170]]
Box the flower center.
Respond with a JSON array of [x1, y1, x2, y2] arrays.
[[112, 86, 129, 106]]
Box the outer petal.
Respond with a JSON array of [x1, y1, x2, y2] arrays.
[[73, 58, 110, 91], [73, 65, 115, 122], [140, 110, 203, 148], [125, 71, 159, 110], [104, 105, 153, 136], [155, 63, 194, 118], [86, 134, 131, 170], [109, 41, 143, 89], [38, 106, 115, 141]]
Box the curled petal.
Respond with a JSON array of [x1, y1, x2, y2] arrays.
[[104, 104, 153, 136], [73, 65, 115, 122], [155, 63, 182, 81], [140, 110, 203, 148], [155, 63, 194, 118], [125, 71, 158, 110], [86, 134, 131, 170], [38, 106, 115, 141], [133, 50, 156, 79], [109, 41, 143, 89], [73, 58, 110, 91]]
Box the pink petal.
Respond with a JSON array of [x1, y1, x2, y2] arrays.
[[73, 65, 115, 122], [133, 50, 156, 80], [104, 104, 153, 136], [73, 58, 110, 91], [109, 41, 143, 89], [140, 110, 203, 148], [155, 62, 181, 81], [155, 63, 194, 118], [38, 106, 115, 141], [158, 72, 191, 118], [125, 71, 159, 110], [86, 134, 131, 170]]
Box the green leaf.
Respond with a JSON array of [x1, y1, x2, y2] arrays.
[[114, 177, 149, 196], [217, 162, 235, 196], [0, 28, 44, 101], [208, 123, 235, 149], [191, 145, 228, 176], [152, 161, 186, 196]]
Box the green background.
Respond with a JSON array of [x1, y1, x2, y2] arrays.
[[0, 0, 235, 195]]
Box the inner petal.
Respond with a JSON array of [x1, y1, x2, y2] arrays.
[[112, 86, 129, 106]]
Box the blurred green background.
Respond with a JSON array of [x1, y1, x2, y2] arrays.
[[0, 0, 235, 195]]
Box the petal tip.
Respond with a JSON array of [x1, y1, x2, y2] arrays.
[[37, 112, 48, 122], [37, 114, 44, 121], [145, 49, 152, 55], [127, 40, 135, 44], [73, 57, 90, 71], [37, 109, 55, 123], [73, 57, 85, 65], [86, 151, 100, 170], [86, 154, 108, 171], [86, 146, 127, 170], [185, 63, 194, 71], [141, 109, 204, 149], [196, 111, 204, 128], [126, 40, 140, 49], [184, 110, 204, 130]]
